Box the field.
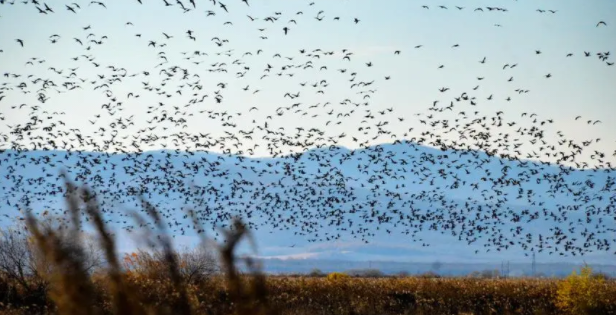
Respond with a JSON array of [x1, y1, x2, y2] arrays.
[[2, 272, 616, 315]]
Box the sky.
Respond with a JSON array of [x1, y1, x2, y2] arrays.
[[0, 0, 615, 266], [1, 0, 615, 159]]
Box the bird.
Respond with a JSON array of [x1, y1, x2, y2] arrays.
[[90, 1, 106, 8], [219, 2, 228, 12]]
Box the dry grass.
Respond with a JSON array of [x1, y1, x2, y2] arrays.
[[0, 178, 615, 315]]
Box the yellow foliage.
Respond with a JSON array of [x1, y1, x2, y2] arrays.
[[326, 272, 349, 282], [556, 265, 608, 314]]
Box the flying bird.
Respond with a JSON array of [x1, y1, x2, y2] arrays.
[[90, 1, 106, 8]]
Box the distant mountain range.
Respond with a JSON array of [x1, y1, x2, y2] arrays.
[[1, 141, 614, 264]]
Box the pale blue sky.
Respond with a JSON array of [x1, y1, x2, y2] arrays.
[[1, 1, 616, 265], [0, 0, 614, 163]]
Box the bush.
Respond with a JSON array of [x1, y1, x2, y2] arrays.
[[592, 271, 611, 280], [396, 271, 410, 277], [0, 214, 103, 311], [122, 245, 218, 285], [556, 264, 611, 314], [308, 268, 324, 277], [326, 272, 349, 281]]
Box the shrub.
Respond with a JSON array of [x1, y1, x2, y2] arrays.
[[308, 268, 324, 277], [396, 271, 410, 277], [122, 245, 218, 285], [592, 271, 611, 280], [555, 264, 610, 314], [326, 272, 349, 281]]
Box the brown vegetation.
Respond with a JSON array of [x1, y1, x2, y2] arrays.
[[0, 179, 615, 315]]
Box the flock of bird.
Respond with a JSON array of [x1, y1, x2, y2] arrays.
[[0, 0, 615, 258]]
